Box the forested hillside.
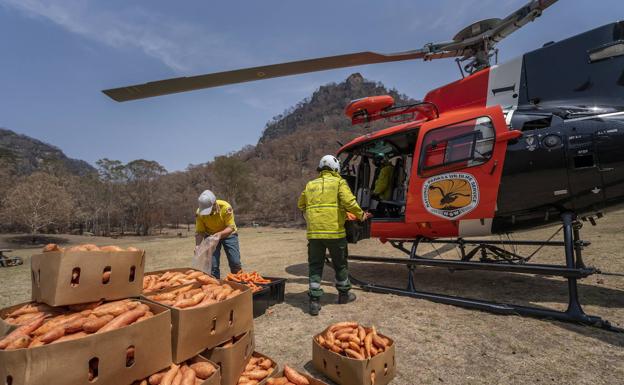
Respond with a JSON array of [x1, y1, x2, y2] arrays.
[[0, 73, 415, 236]]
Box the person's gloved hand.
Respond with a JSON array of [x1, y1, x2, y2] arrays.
[[362, 212, 373, 221]]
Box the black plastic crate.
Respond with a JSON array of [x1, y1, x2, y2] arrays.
[[252, 286, 271, 318], [260, 277, 286, 306]]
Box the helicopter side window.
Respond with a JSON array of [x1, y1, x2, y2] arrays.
[[420, 117, 495, 175]]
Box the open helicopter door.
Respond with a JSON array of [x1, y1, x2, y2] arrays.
[[345, 156, 372, 243], [405, 105, 519, 238]]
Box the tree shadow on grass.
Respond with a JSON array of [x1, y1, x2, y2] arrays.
[[5, 235, 70, 247]]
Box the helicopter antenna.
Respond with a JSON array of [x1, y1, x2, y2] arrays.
[[103, 0, 557, 101]]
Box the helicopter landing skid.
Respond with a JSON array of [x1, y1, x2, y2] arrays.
[[340, 212, 623, 332]]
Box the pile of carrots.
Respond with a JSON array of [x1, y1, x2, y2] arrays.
[[0, 300, 153, 350], [226, 271, 271, 293]]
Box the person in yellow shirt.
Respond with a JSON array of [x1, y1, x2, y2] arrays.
[[195, 190, 242, 278], [373, 155, 394, 201]]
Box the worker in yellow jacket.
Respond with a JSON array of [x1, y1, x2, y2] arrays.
[[298, 155, 371, 315]]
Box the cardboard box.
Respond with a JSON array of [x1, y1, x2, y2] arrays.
[[200, 330, 255, 385], [0, 300, 172, 385], [312, 329, 396, 385], [143, 280, 253, 363], [31, 249, 145, 306], [270, 370, 331, 385], [137, 356, 221, 385]]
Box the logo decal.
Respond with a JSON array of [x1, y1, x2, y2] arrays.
[[422, 173, 479, 219]]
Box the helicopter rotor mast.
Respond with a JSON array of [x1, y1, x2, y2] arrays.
[[102, 0, 557, 102]]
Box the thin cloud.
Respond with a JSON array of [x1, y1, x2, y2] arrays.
[[0, 0, 251, 74]]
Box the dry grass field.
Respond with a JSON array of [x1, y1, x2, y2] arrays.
[[1, 211, 624, 385]]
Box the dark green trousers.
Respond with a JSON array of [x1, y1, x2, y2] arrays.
[[308, 238, 351, 298]]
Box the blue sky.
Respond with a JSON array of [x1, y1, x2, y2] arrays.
[[0, 0, 621, 171]]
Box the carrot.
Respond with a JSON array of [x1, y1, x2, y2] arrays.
[[97, 307, 146, 333], [284, 365, 310, 385]]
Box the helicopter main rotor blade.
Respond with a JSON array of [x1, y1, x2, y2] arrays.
[[102, 49, 427, 102], [102, 0, 558, 102]]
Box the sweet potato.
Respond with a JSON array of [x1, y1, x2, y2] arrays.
[[52, 331, 88, 344], [161, 365, 180, 385], [83, 314, 114, 333], [101, 245, 124, 252], [0, 315, 45, 349], [364, 332, 373, 358], [39, 326, 65, 343], [6, 303, 49, 318], [149, 372, 166, 385], [284, 365, 310, 385], [127, 246, 141, 252], [329, 321, 358, 331], [180, 367, 196, 385], [196, 275, 219, 285], [6, 335, 31, 350], [43, 243, 62, 252], [174, 292, 205, 308], [267, 378, 289, 385], [258, 358, 273, 370], [171, 370, 183, 385], [243, 370, 270, 380], [372, 334, 388, 350], [190, 362, 216, 379], [97, 307, 146, 333], [28, 338, 44, 348], [137, 311, 154, 323], [63, 316, 87, 333], [345, 348, 364, 360]]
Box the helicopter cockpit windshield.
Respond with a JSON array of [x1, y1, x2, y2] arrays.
[[340, 128, 419, 221]]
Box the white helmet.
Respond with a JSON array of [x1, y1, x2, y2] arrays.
[[319, 155, 340, 172]]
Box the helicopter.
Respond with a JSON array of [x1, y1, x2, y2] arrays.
[[102, 0, 624, 331]]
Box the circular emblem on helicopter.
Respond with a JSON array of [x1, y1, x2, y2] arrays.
[[422, 172, 479, 219]]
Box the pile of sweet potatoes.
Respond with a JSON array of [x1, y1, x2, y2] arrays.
[[315, 322, 391, 360], [42, 243, 141, 252], [237, 354, 275, 385], [145, 282, 243, 309], [266, 365, 310, 385], [0, 299, 153, 350], [143, 270, 217, 293], [134, 361, 217, 385]]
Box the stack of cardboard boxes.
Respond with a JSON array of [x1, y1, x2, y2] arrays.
[[0, 249, 396, 385]]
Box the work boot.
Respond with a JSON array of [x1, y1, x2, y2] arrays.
[[309, 297, 321, 316], [338, 291, 356, 304]]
